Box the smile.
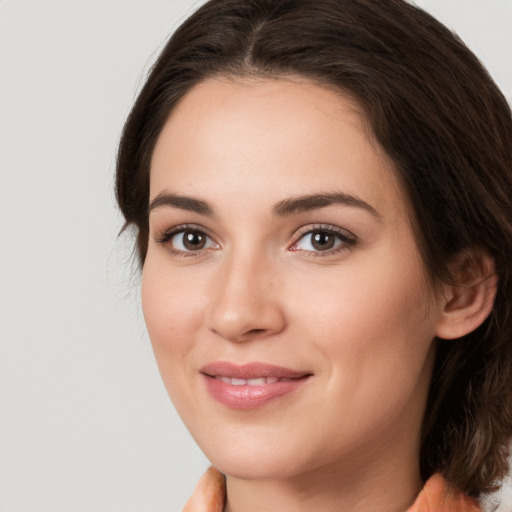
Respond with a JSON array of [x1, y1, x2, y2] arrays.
[[201, 362, 312, 410], [214, 376, 294, 386]]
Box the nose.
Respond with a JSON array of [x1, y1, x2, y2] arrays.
[[206, 252, 286, 343]]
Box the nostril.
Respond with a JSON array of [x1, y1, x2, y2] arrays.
[[207, 286, 287, 341], [248, 329, 266, 335]]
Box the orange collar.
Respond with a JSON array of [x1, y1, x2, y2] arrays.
[[183, 467, 481, 512], [407, 473, 481, 512]]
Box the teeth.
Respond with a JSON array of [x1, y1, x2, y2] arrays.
[[247, 377, 266, 386], [215, 376, 285, 386]]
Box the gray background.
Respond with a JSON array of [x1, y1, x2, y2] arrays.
[[1, 1, 511, 511]]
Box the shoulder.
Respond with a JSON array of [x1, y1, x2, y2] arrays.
[[182, 466, 225, 512], [407, 474, 481, 512]]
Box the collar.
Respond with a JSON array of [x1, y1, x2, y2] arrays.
[[182, 467, 481, 512]]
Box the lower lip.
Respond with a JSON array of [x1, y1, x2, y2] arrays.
[[202, 375, 310, 410]]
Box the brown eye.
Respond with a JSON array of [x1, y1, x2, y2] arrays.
[[182, 230, 206, 250], [311, 231, 335, 250], [291, 226, 356, 255], [166, 228, 217, 252]]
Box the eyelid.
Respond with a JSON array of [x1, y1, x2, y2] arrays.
[[289, 223, 357, 255], [153, 222, 356, 258], [154, 223, 220, 255]]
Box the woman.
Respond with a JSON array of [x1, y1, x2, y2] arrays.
[[115, 0, 512, 510]]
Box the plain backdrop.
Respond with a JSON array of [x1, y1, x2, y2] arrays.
[[0, 1, 511, 511]]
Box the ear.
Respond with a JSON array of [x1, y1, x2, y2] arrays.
[[435, 249, 497, 340]]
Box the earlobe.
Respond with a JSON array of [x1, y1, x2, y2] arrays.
[[435, 250, 497, 340]]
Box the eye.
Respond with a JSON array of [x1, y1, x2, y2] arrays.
[[156, 225, 219, 255], [290, 226, 356, 255], [172, 230, 212, 251]]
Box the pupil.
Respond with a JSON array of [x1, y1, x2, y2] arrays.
[[312, 231, 334, 250], [184, 231, 205, 250]]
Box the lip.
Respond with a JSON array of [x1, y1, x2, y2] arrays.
[[200, 361, 312, 410]]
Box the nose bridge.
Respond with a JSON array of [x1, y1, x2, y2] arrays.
[[207, 244, 285, 341]]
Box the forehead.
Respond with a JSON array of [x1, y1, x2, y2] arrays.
[[150, 76, 406, 218]]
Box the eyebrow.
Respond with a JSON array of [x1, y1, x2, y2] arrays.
[[149, 192, 214, 216], [273, 192, 380, 218], [148, 191, 380, 218]]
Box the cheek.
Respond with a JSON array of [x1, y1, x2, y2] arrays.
[[141, 256, 207, 375], [295, 256, 432, 336], [140, 255, 217, 427], [286, 252, 437, 455], [291, 244, 437, 396]]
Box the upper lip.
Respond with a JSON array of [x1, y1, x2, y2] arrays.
[[200, 361, 311, 379]]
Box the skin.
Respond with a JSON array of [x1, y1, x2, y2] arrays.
[[142, 77, 449, 512]]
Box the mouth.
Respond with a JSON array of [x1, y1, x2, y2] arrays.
[[213, 375, 295, 386], [200, 362, 312, 410]]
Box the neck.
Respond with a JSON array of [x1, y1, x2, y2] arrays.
[[224, 428, 423, 512]]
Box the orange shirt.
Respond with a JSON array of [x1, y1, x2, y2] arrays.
[[183, 467, 481, 512]]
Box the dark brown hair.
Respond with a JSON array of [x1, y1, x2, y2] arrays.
[[116, 0, 512, 497]]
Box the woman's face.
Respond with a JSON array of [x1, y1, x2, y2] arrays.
[[143, 77, 442, 480]]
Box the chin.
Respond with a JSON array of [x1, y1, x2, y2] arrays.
[[194, 428, 311, 480], [211, 454, 303, 481]]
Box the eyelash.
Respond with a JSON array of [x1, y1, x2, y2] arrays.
[[154, 223, 357, 258], [289, 224, 357, 257], [155, 224, 217, 258]]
